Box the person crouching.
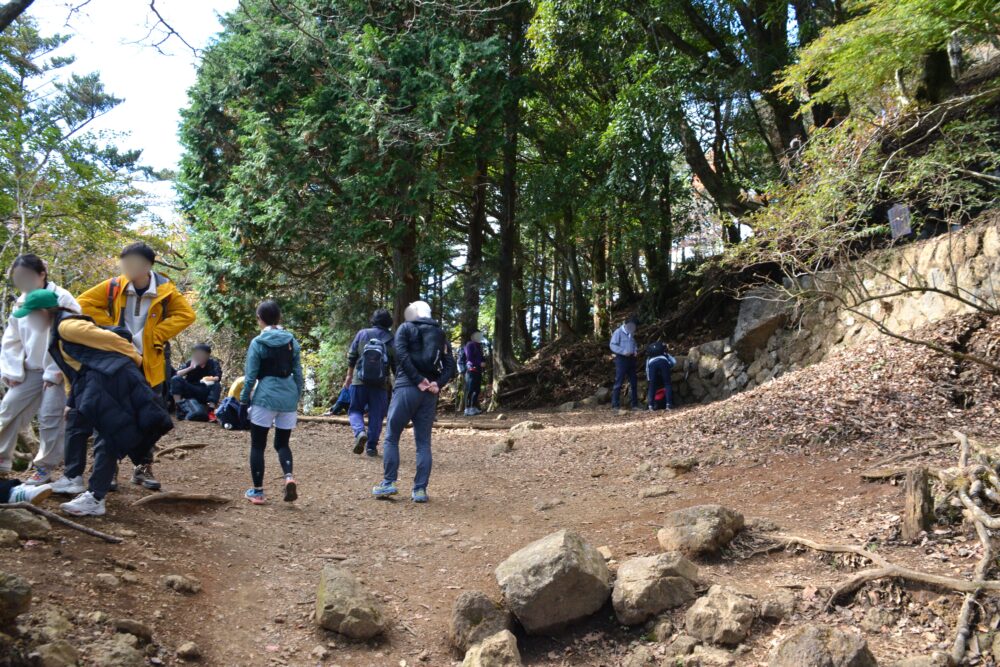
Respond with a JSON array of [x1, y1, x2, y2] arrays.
[[14, 289, 173, 517]]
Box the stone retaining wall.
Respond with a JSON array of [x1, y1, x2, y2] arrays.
[[674, 214, 1000, 404]]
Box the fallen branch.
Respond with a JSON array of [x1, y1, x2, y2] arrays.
[[153, 443, 209, 461], [775, 534, 1000, 608], [0, 502, 122, 544], [131, 492, 231, 507], [298, 415, 511, 431]]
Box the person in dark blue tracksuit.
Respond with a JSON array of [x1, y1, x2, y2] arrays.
[[372, 301, 455, 503], [344, 309, 395, 457], [609, 316, 639, 411], [645, 341, 676, 410]]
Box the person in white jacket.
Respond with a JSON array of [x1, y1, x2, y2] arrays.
[[0, 255, 80, 483]]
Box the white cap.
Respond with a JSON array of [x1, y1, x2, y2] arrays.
[[404, 300, 432, 322]]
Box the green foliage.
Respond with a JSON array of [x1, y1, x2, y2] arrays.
[[780, 0, 1000, 109], [0, 18, 148, 296]]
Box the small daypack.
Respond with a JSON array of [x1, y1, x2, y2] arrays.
[[217, 396, 249, 430], [357, 336, 389, 387], [180, 398, 209, 422], [646, 341, 665, 358], [411, 321, 447, 378]]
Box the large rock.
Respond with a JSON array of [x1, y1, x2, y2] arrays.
[[315, 564, 385, 640], [612, 553, 700, 625], [509, 421, 544, 437], [0, 571, 31, 623], [86, 636, 144, 667], [495, 529, 610, 634], [769, 624, 878, 667], [0, 509, 50, 539], [657, 505, 744, 557], [685, 585, 756, 646], [462, 629, 522, 667], [34, 640, 79, 667], [450, 591, 513, 653], [733, 288, 790, 362], [594, 387, 612, 404]]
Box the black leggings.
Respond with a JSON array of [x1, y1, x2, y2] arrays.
[[249, 424, 293, 488]]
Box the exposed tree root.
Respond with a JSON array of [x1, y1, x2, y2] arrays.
[[131, 492, 231, 507], [298, 415, 511, 431], [154, 443, 209, 461], [0, 502, 123, 544]]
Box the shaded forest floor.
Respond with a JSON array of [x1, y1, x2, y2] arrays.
[[2, 315, 999, 666]]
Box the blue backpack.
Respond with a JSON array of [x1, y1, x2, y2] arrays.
[[217, 396, 249, 431]]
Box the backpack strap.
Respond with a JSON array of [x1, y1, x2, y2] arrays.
[[106, 277, 122, 325]]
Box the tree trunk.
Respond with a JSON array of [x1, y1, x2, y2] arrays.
[[461, 151, 487, 342], [391, 215, 421, 327], [0, 0, 34, 33], [492, 0, 526, 377], [538, 237, 548, 346], [592, 227, 609, 339]]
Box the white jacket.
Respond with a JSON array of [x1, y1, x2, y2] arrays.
[[1, 282, 81, 383]]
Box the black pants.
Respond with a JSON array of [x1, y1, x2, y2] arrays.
[[170, 376, 221, 406], [0, 479, 18, 502], [612, 355, 638, 409], [249, 424, 293, 489], [62, 408, 130, 499], [465, 371, 482, 409]]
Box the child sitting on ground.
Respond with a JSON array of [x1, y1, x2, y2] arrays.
[[240, 300, 304, 505]]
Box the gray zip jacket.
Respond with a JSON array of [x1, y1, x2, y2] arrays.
[[609, 325, 637, 356]]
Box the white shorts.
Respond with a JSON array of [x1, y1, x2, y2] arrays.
[[248, 407, 297, 430]]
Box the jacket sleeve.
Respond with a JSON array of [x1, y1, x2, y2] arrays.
[[240, 340, 259, 404], [57, 319, 142, 367], [210, 358, 223, 379], [394, 324, 425, 386], [609, 328, 624, 356], [1, 316, 25, 382], [43, 290, 82, 382], [346, 330, 362, 370], [151, 286, 196, 347], [76, 279, 115, 326]]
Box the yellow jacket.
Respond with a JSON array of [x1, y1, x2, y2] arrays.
[[77, 273, 195, 387], [56, 318, 143, 373]]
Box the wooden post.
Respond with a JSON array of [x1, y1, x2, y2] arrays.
[[902, 466, 934, 541]]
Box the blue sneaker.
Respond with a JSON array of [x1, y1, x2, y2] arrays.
[[372, 481, 398, 498], [412, 488, 429, 503], [245, 488, 266, 505]]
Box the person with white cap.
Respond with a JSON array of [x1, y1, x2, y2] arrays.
[[372, 300, 455, 503]]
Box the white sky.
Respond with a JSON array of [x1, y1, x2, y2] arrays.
[[29, 0, 239, 224]]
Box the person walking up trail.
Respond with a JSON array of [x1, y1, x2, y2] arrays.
[[372, 300, 455, 503], [241, 300, 304, 505], [344, 309, 395, 457], [12, 290, 173, 517], [0, 255, 80, 482], [463, 330, 485, 416], [610, 315, 639, 413], [76, 242, 195, 490]]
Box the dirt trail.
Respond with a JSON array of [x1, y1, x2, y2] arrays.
[[4, 402, 974, 666]]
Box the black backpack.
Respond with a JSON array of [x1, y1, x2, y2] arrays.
[[411, 321, 447, 379], [646, 341, 666, 358], [357, 333, 390, 387]]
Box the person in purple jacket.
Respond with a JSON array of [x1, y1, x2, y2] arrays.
[[463, 330, 485, 416]]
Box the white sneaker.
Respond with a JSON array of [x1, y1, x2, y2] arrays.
[[51, 475, 85, 495], [60, 491, 105, 517], [23, 466, 53, 485], [10, 483, 53, 505]]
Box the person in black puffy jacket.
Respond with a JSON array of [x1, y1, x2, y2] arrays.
[[372, 300, 455, 503]]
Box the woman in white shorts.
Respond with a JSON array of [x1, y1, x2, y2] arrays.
[[240, 300, 303, 505]]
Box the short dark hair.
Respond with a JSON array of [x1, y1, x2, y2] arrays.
[[120, 242, 156, 264], [370, 308, 393, 329], [10, 254, 47, 280], [193, 343, 212, 355], [626, 315, 640, 325], [256, 300, 282, 326]]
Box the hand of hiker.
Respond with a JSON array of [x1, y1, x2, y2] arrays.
[[418, 378, 432, 392], [428, 381, 440, 395]]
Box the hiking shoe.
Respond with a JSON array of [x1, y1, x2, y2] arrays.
[[51, 475, 85, 495], [245, 488, 266, 505], [24, 466, 52, 485], [372, 481, 398, 498], [365, 448, 378, 458], [283, 476, 298, 502], [131, 464, 161, 491], [60, 491, 105, 516], [412, 488, 429, 503], [353, 432, 368, 455], [11, 483, 53, 505]]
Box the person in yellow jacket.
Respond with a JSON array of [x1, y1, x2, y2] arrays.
[[76, 242, 195, 490]]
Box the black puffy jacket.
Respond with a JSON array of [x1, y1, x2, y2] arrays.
[[393, 318, 456, 389], [49, 314, 173, 461]]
